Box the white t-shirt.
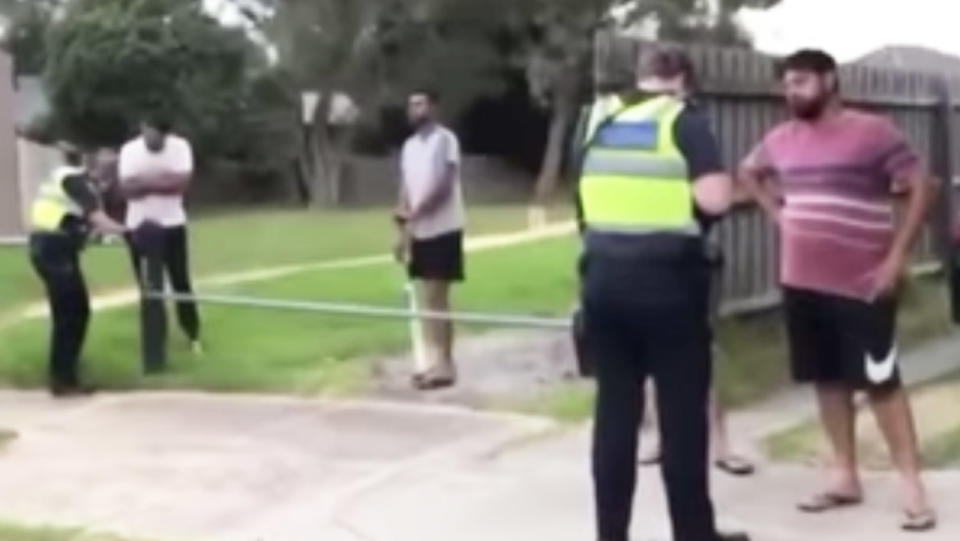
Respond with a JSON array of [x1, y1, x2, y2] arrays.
[[119, 134, 194, 228], [401, 125, 464, 239]]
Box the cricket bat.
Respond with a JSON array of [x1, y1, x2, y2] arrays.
[[405, 279, 429, 374]]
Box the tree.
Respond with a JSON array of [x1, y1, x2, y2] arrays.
[[507, 0, 781, 214], [44, 0, 260, 151], [0, 0, 63, 76], [236, 0, 508, 207]]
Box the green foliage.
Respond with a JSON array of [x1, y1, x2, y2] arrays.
[[253, 0, 508, 122], [0, 0, 62, 76], [43, 0, 260, 150]]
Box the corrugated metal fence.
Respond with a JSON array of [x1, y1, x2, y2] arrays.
[[595, 35, 960, 315]]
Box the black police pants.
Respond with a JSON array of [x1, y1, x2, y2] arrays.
[[128, 223, 200, 371], [583, 258, 716, 541], [29, 234, 90, 389]]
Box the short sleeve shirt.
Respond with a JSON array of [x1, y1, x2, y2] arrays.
[[62, 174, 99, 215], [401, 125, 464, 239], [742, 109, 924, 300], [119, 134, 194, 228], [54, 170, 99, 238]]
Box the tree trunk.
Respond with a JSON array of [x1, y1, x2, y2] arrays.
[[294, 125, 314, 206], [312, 125, 334, 207], [312, 124, 352, 207], [306, 95, 341, 208], [530, 76, 578, 227]]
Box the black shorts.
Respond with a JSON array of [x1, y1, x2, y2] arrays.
[[784, 287, 901, 389], [408, 230, 464, 282]]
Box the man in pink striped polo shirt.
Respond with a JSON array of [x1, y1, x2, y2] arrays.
[[740, 49, 936, 532]]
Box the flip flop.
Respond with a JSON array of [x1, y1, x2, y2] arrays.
[[797, 492, 863, 513], [715, 456, 756, 477], [901, 510, 937, 532]]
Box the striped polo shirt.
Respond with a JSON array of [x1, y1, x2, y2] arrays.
[[744, 109, 923, 300]]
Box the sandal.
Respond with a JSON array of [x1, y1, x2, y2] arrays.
[[901, 510, 937, 532], [412, 368, 456, 391], [715, 456, 756, 477], [797, 492, 863, 513]]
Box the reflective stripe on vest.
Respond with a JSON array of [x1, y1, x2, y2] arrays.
[[30, 166, 85, 232], [579, 95, 698, 236]]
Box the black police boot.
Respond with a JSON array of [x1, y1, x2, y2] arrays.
[[50, 382, 97, 399]]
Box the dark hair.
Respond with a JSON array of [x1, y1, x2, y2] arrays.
[[776, 49, 838, 79], [142, 111, 173, 133], [640, 46, 699, 91], [409, 87, 440, 104]]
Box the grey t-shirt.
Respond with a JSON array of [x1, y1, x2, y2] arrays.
[[401, 124, 465, 240]]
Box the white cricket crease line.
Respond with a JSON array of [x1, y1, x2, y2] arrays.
[[784, 194, 894, 215]]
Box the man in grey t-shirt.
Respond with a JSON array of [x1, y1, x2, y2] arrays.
[[394, 89, 465, 391]]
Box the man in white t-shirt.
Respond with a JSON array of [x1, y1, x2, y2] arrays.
[[119, 113, 201, 372], [394, 89, 465, 390]]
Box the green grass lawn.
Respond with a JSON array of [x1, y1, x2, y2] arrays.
[[0, 205, 571, 317], [0, 429, 16, 449], [4, 204, 954, 424], [0, 235, 581, 394], [0, 522, 148, 541]]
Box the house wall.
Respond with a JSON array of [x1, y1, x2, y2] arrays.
[[0, 52, 22, 240]]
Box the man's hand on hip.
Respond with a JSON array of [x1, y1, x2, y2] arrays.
[[870, 249, 907, 301]]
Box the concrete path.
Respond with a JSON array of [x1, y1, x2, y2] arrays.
[[0, 334, 957, 541], [0, 392, 555, 541]]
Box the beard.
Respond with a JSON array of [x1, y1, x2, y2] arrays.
[[145, 139, 165, 153], [787, 95, 829, 120], [409, 116, 428, 130]]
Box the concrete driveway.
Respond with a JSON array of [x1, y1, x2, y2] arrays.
[[0, 329, 959, 541], [0, 391, 553, 541]]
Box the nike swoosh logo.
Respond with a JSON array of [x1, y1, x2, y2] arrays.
[[865, 345, 899, 384]]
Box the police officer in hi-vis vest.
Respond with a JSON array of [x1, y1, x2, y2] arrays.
[[29, 144, 126, 397], [578, 48, 748, 541]]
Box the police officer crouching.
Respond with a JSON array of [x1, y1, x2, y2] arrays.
[[578, 48, 748, 541], [29, 143, 127, 397]]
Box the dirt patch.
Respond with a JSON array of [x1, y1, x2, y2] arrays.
[[372, 329, 584, 411]]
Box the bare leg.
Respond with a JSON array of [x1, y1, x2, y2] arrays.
[[638, 379, 661, 463], [868, 386, 932, 516], [709, 389, 756, 476], [709, 390, 730, 458], [814, 383, 862, 497]]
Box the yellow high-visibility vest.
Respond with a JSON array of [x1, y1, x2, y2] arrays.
[[30, 166, 86, 232], [579, 94, 698, 236]]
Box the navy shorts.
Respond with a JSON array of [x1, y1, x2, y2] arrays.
[[408, 230, 464, 282], [784, 287, 901, 389]]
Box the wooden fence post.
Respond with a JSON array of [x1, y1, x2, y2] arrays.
[[931, 77, 959, 322]]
